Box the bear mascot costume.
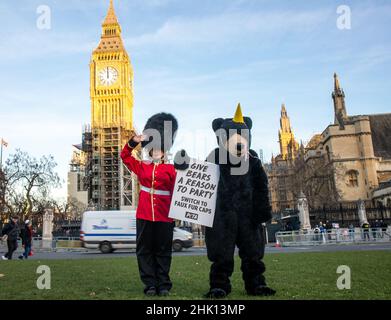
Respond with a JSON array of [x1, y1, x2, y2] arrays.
[[175, 104, 275, 298]]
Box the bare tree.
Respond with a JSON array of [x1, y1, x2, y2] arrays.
[[52, 198, 86, 220], [2, 149, 61, 221], [288, 153, 345, 209]]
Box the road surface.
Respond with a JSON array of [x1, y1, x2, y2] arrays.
[[1, 242, 390, 260]]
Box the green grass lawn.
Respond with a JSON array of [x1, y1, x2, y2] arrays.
[[0, 251, 390, 300]]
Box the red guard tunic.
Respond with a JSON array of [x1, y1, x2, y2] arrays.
[[120, 143, 176, 223]]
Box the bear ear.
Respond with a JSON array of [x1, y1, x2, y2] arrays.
[[212, 118, 224, 132], [244, 117, 253, 130]]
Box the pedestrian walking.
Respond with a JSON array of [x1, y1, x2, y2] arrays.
[[362, 221, 370, 241], [380, 220, 388, 239], [1, 216, 20, 260], [319, 222, 326, 243], [348, 223, 355, 242], [326, 220, 333, 241], [18, 220, 33, 260], [313, 225, 321, 242], [372, 220, 380, 240]]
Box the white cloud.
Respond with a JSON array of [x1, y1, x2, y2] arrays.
[[125, 9, 330, 47]]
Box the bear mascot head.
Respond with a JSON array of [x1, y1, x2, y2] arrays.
[[206, 103, 271, 223], [211, 103, 253, 167]]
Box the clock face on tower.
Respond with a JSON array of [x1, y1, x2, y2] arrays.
[[99, 66, 118, 86]]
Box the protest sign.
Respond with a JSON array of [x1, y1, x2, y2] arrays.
[[169, 159, 220, 227]]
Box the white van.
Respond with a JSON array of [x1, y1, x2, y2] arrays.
[[80, 210, 193, 253]]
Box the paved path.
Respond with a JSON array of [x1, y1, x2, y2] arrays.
[[1, 242, 390, 260]]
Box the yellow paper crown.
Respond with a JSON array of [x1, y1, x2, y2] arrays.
[[233, 103, 244, 123]]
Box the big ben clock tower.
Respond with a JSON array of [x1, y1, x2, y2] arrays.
[[89, 0, 135, 210]]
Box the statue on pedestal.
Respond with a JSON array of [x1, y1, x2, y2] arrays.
[[297, 191, 311, 231], [357, 199, 367, 226], [42, 209, 54, 249]]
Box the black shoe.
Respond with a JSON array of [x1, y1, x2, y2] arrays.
[[204, 288, 227, 299], [158, 289, 170, 297], [249, 285, 276, 296], [144, 287, 157, 297], [18, 255, 24, 260]]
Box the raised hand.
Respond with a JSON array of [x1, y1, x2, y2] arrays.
[[132, 134, 146, 144]]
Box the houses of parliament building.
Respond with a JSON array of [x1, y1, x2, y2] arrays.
[[266, 74, 391, 212]]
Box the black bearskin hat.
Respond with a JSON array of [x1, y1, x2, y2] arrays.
[[141, 112, 178, 152]]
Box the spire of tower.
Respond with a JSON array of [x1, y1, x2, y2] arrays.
[[281, 103, 287, 117], [332, 73, 347, 128], [278, 103, 299, 160], [103, 0, 119, 25], [299, 140, 305, 155], [334, 72, 341, 91], [279, 103, 291, 133], [95, 0, 124, 52]]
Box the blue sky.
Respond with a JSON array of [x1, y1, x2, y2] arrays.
[[0, 0, 390, 199]]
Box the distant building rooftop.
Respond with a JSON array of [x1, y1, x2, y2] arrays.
[[72, 144, 83, 151], [306, 134, 322, 150]]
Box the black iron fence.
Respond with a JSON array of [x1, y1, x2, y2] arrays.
[[309, 204, 391, 228], [52, 219, 82, 238], [267, 204, 391, 242]]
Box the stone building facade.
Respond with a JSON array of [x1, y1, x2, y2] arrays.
[[266, 73, 391, 212], [305, 74, 391, 204], [67, 144, 88, 209]]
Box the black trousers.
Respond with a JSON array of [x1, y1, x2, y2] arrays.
[[205, 215, 267, 295], [5, 240, 18, 260], [136, 219, 174, 292]]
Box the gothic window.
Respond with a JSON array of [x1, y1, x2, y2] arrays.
[[326, 146, 331, 161], [346, 170, 359, 187], [279, 190, 287, 201]]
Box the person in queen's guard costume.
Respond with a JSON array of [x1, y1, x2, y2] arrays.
[[121, 113, 178, 297]]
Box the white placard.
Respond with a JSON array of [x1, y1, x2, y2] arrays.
[[169, 159, 220, 227]]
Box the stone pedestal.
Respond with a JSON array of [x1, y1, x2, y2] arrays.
[[297, 191, 311, 231], [357, 199, 367, 226], [42, 209, 54, 249]]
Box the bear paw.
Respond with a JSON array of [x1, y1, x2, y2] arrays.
[[249, 285, 276, 296], [174, 150, 190, 171], [204, 288, 227, 299]]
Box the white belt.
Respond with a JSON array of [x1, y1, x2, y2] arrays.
[[141, 186, 171, 196]]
